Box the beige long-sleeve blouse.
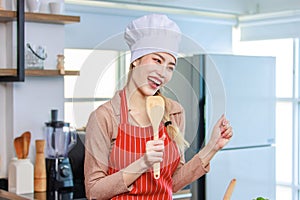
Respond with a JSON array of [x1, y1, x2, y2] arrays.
[[84, 91, 210, 199]]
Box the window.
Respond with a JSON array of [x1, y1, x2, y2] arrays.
[[63, 48, 130, 129], [233, 38, 299, 199]]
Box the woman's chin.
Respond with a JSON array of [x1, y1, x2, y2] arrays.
[[142, 87, 159, 96]]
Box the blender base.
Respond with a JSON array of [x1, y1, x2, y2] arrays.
[[46, 157, 74, 191]]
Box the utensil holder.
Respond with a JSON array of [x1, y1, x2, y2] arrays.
[[8, 158, 34, 194]]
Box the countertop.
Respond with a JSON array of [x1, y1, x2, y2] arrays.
[[0, 189, 85, 200], [0, 180, 86, 200], [0, 189, 30, 200], [0, 188, 192, 200]]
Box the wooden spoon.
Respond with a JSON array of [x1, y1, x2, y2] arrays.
[[146, 96, 165, 179], [14, 136, 24, 159], [21, 131, 31, 159], [223, 178, 237, 200]]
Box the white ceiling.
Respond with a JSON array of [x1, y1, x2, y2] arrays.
[[90, 0, 300, 16]]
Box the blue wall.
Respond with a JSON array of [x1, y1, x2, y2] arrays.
[[64, 4, 235, 54]]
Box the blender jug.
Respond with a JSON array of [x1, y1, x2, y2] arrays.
[[45, 121, 77, 158]]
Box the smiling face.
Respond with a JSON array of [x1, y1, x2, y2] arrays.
[[128, 52, 176, 96]]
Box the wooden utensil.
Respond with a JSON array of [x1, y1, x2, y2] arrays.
[[223, 178, 237, 200], [21, 131, 31, 159], [146, 96, 165, 179], [34, 140, 46, 192], [14, 136, 24, 159]]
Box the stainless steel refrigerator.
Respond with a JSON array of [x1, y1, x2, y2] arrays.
[[204, 54, 276, 200], [166, 54, 276, 200]]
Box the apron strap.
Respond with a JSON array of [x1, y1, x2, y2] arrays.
[[119, 89, 128, 124]]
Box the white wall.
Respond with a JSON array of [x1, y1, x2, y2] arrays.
[[0, 84, 9, 177], [0, 24, 6, 68], [238, 9, 300, 41], [12, 77, 65, 162], [25, 22, 65, 69], [240, 20, 300, 40]]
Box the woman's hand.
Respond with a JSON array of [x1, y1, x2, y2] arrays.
[[142, 135, 166, 169], [122, 135, 166, 187], [197, 115, 233, 166], [208, 114, 233, 151]]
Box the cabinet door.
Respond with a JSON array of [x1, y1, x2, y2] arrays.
[[204, 54, 276, 148], [207, 146, 276, 200]]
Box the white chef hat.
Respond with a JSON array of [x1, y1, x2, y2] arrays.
[[124, 14, 182, 63]]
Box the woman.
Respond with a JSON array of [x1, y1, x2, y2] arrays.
[[84, 14, 233, 200]]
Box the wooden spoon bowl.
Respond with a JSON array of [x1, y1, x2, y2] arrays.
[[14, 131, 31, 159], [14, 136, 24, 159], [21, 131, 31, 159]]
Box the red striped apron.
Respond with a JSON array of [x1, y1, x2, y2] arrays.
[[108, 90, 180, 199]]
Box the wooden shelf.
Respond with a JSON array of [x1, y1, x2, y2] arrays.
[[0, 10, 80, 24], [0, 69, 80, 76]]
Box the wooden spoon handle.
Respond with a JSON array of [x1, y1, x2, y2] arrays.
[[153, 130, 160, 179], [154, 163, 160, 179], [223, 178, 236, 200]]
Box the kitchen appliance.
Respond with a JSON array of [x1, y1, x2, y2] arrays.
[[44, 109, 77, 191], [203, 54, 276, 200], [166, 54, 276, 199]]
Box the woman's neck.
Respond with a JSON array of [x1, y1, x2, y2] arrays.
[[124, 86, 151, 127], [125, 85, 145, 107]]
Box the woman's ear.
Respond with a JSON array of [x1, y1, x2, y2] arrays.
[[132, 60, 138, 68], [132, 58, 142, 68]]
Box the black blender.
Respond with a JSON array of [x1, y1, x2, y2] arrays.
[[45, 109, 77, 192]]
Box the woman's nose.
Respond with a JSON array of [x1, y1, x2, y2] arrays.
[[157, 65, 166, 78]]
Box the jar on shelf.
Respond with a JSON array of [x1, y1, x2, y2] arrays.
[[25, 43, 47, 69]]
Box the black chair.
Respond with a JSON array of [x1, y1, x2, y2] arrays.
[[68, 132, 86, 199]]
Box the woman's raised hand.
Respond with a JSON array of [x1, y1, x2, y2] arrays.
[[208, 115, 233, 151]]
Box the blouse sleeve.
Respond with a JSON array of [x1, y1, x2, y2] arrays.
[[172, 156, 210, 192], [84, 105, 131, 199]]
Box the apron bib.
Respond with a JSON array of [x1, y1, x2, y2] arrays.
[[108, 90, 180, 199]]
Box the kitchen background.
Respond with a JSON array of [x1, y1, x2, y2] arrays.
[[0, 0, 299, 199]]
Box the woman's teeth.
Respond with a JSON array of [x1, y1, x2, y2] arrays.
[[148, 77, 161, 86]]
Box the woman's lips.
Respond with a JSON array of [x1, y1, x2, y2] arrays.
[[148, 77, 162, 90], [148, 79, 159, 89]]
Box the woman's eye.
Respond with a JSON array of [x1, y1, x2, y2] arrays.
[[167, 66, 175, 71], [153, 58, 162, 64]]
